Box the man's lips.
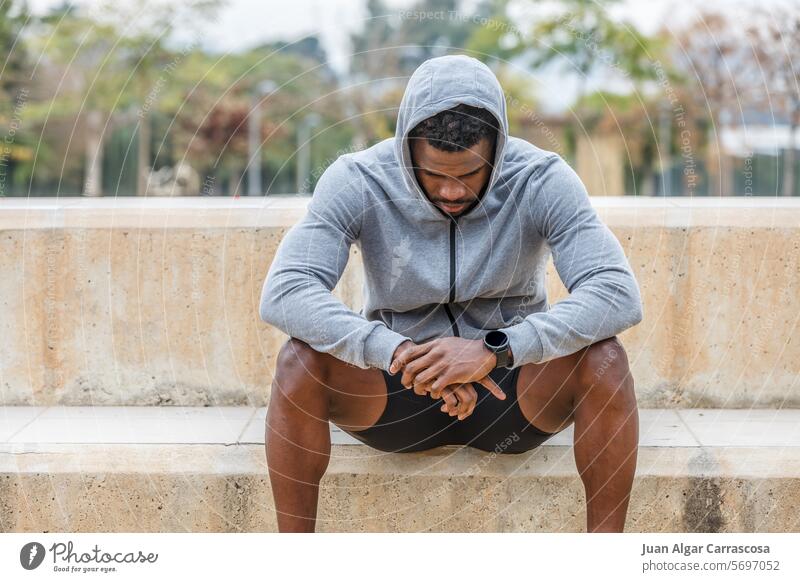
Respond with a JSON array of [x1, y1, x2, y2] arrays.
[[437, 202, 468, 212]]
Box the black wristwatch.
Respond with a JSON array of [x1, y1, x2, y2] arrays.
[[483, 330, 513, 369]]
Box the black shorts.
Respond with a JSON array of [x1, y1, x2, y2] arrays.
[[338, 365, 557, 455]]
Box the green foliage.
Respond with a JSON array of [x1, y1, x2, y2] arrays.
[[465, 0, 527, 63], [0, 0, 29, 103], [529, 0, 665, 92]]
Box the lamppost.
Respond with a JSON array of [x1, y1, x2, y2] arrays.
[[296, 112, 322, 194], [247, 80, 278, 196]]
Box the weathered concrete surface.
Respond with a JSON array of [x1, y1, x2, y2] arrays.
[[1, 443, 798, 533], [0, 406, 798, 532], [1, 196, 799, 407]]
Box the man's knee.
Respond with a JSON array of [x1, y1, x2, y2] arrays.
[[275, 338, 330, 388], [578, 336, 633, 393]]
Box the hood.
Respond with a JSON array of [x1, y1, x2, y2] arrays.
[[393, 54, 510, 222]]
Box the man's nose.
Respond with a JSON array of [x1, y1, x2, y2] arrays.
[[438, 180, 468, 201]]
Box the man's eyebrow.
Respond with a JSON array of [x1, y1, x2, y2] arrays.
[[419, 163, 486, 177]]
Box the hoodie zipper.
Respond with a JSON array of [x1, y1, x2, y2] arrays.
[[443, 217, 460, 337]]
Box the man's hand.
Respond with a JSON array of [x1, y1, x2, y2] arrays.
[[389, 337, 506, 419]]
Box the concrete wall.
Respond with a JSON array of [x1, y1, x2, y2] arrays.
[[1, 196, 798, 408]]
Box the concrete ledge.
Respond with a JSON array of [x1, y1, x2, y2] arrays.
[[1, 407, 799, 532], [2, 196, 799, 408], [4, 195, 800, 228]]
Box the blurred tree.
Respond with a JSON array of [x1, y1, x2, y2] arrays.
[[527, 0, 661, 100], [0, 0, 33, 196], [85, 0, 220, 196], [575, 91, 654, 190], [26, 3, 125, 196], [464, 0, 542, 148], [519, 0, 665, 167], [574, 87, 706, 196], [349, 0, 397, 82], [747, 5, 800, 196], [26, 1, 220, 196], [161, 41, 349, 194], [351, 0, 477, 80], [394, 0, 475, 65], [263, 37, 333, 77], [0, 0, 30, 104], [670, 10, 759, 196], [465, 0, 527, 65]]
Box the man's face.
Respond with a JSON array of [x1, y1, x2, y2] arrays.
[[410, 137, 495, 217]]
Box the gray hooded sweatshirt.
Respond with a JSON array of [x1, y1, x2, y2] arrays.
[[259, 54, 643, 372]]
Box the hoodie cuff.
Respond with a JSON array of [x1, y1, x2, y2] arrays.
[[363, 324, 412, 371], [500, 319, 544, 369]]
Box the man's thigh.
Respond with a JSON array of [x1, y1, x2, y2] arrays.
[[277, 338, 387, 432], [514, 336, 626, 434], [337, 366, 458, 453]]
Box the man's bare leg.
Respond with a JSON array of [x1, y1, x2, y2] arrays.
[[515, 336, 639, 533], [265, 338, 388, 532], [267, 335, 637, 532]]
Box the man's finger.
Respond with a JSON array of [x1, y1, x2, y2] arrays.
[[453, 384, 476, 420], [430, 375, 452, 400], [477, 375, 506, 400], [438, 386, 458, 413], [400, 351, 442, 388], [389, 341, 434, 374], [412, 378, 432, 396], [431, 372, 455, 394], [414, 378, 436, 396], [412, 359, 446, 387]]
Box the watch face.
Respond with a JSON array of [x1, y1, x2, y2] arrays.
[[485, 330, 509, 350]]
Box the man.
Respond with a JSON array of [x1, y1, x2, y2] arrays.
[[259, 54, 643, 533]]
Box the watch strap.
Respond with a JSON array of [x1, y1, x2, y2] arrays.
[[484, 330, 512, 369], [494, 347, 511, 369]]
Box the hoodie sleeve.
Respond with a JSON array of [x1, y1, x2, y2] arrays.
[[500, 154, 644, 368], [259, 156, 412, 371]]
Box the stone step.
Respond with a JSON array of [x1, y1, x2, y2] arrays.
[[1, 407, 799, 532]]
